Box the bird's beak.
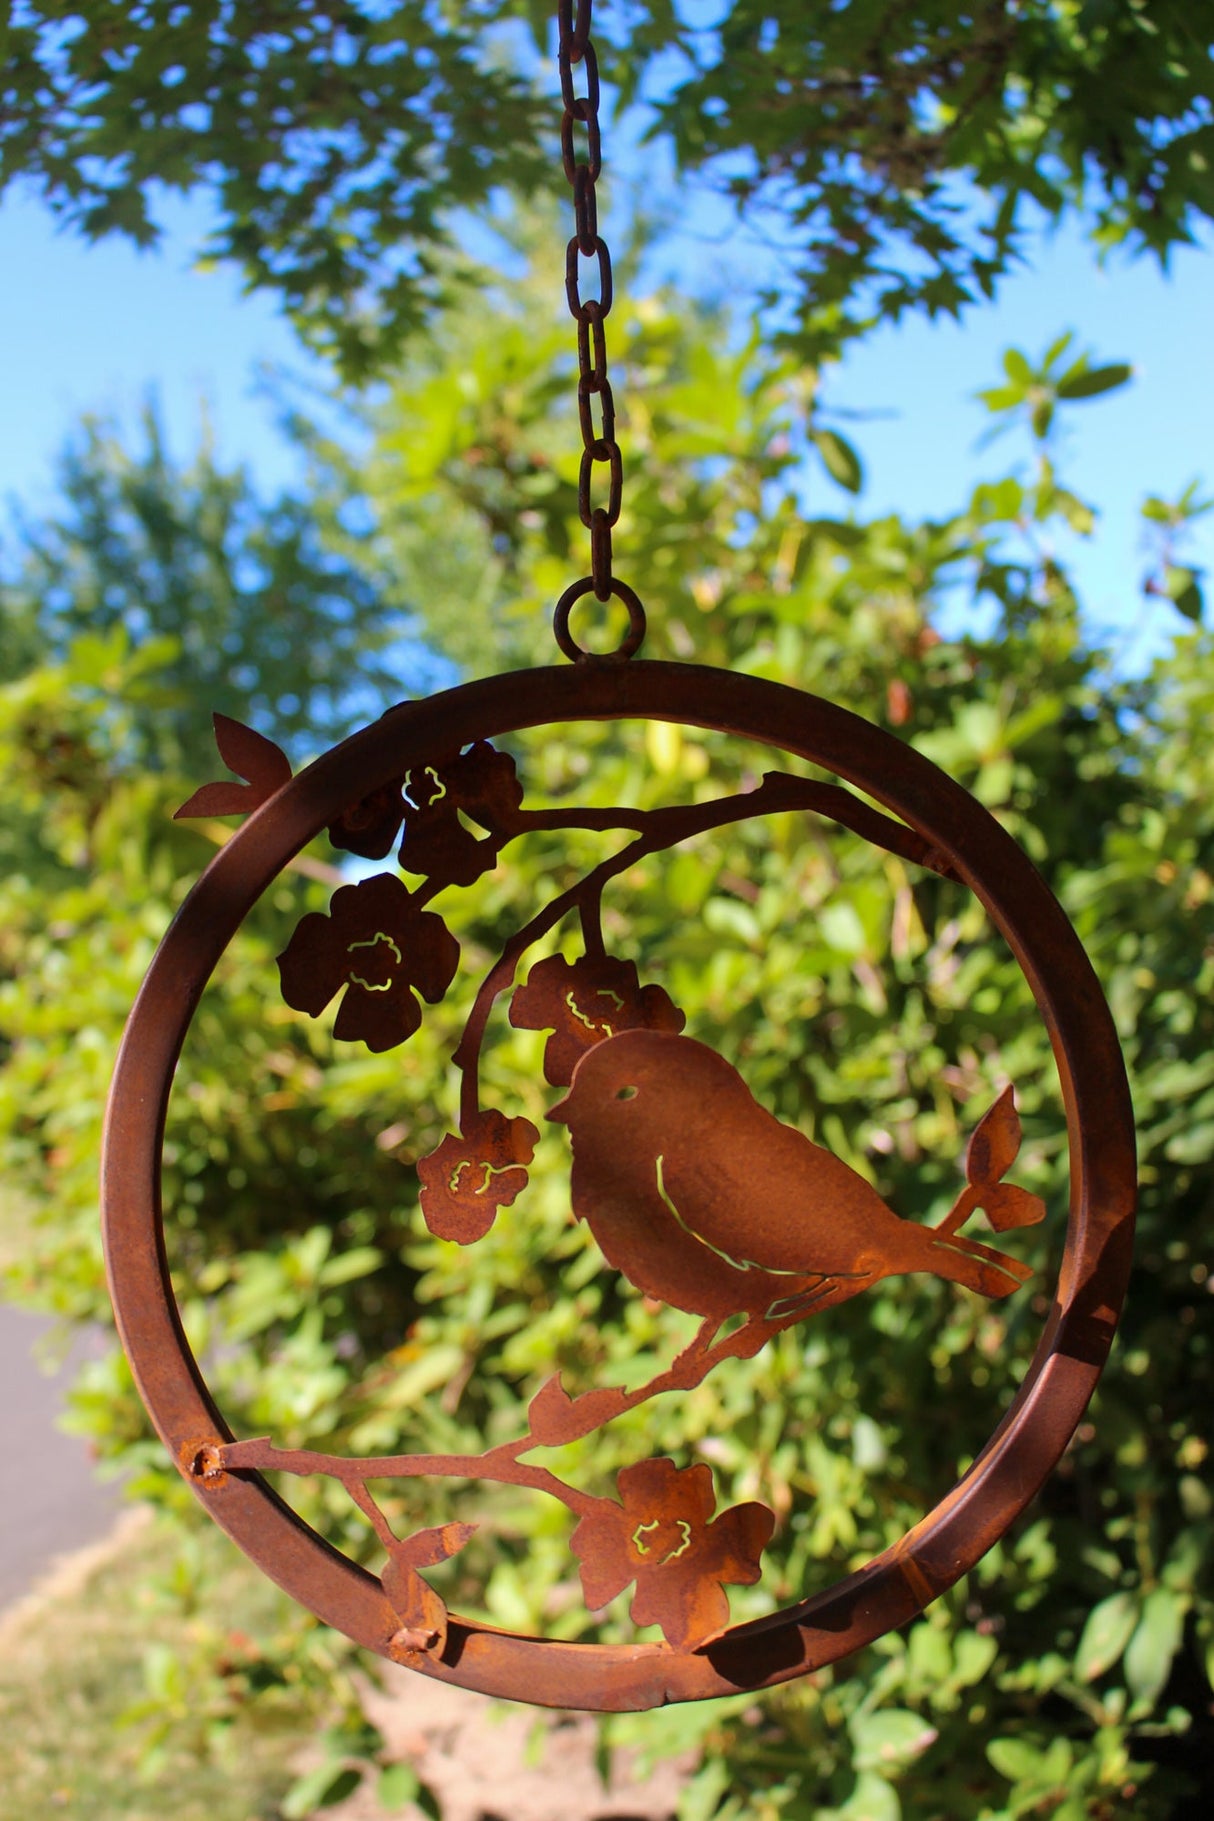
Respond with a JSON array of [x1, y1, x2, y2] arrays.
[[545, 1091, 572, 1123]]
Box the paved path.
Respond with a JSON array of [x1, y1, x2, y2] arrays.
[[0, 1306, 124, 1613]]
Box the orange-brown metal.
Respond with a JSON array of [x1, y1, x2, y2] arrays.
[[101, 661, 1136, 1710]]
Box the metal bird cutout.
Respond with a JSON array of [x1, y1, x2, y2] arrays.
[[548, 1030, 1031, 1346]]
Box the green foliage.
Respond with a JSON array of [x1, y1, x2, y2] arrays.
[[617, 0, 1214, 356], [0, 401, 414, 771], [2, 1, 549, 379], [5, 3, 1213, 372], [3, 252, 1213, 1814]]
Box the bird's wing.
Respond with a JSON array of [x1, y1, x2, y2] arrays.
[[661, 1091, 894, 1277]]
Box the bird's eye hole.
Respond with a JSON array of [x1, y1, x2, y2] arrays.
[[615, 1084, 639, 1101]]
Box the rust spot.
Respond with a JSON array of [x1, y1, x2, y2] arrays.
[[183, 1440, 227, 1485]]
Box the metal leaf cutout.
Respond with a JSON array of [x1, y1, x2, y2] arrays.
[[174, 713, 292, 819], [963, 1085, 1047, 1230], [383, 1521, 478, 1660], [965, 1085, 1022, 1186]]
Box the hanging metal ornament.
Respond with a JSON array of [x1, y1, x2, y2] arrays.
[[102, 0, 1134, 1713]]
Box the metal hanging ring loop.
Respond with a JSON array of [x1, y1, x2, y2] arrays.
[[553, 575, 647, 662]]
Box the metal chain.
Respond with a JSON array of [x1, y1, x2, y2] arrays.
[[558, 0, 624, 610]]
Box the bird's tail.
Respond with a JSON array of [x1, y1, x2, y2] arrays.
[[924, 1229, 1031, 1299]]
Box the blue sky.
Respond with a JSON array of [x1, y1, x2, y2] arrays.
[[2, 178, 1210, 674]]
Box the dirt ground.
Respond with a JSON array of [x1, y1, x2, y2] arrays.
[[328, 1670, 697, 1821]]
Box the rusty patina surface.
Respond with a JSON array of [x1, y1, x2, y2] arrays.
[[101, 660, 1135, 1710]]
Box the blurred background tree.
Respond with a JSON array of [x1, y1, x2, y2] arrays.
[[1, 4, 1212, 1818]]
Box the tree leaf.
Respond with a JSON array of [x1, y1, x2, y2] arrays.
[[965, 1086, 1021, 1186], [850, 1709, 938, 1771], [282, 1764, 362, 1819], [1002, 347, 1033, 387], [1124, 1586, 1186, 1709], [813, 428, 864, 493], [1164, 565, 1204, 622], [1075, 1590, 1139, 1681], [377, 1763, 421, 1809], [987, 1736, 1047, 1782], [1056, 362, 1132, 400]]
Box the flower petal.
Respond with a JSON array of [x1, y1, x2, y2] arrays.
[[629, 1564, 731, 1651], [328, 781, 405, 859], [444, 741, 524, 832], [569, 1502, 639, 1611], [617, 1457, 716, 1529], [277, 910, 352, 1016], [700, 1501, 776, 1590], [399, 807, 497, 887], [408, 909, 462, 1003], [511, 954, 685, 1086], [334, 981, 422, 1052]]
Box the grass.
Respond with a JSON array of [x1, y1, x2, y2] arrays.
[[0, 1510, 331, 1821]]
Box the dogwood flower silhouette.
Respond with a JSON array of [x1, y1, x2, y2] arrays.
[[277, 873, 458, 1052], [569, 1458, 774, 1649], [417, 1110, 540, 1244], [509, 954, 685, 1087], [398, 741, 525, 887]]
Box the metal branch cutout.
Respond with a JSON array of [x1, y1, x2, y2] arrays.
[[101, 664, 1135, 1711]]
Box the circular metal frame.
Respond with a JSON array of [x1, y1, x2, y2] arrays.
[[101, 662, 1135, 1711]]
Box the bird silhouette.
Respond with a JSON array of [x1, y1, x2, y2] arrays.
[[547, 1030, 1030, 1338]]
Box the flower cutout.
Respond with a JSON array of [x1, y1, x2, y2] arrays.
[[570, 1458, 774, 1650], [398, 741, 524, 888], [328, 779, 406, 860], [277, 872, 458, 1052], [509, 953, 686, 1086], [417, 1110, 539, 1243]]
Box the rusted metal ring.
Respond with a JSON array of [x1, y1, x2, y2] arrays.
[[572, 162, 598, 254], [576, 310, 607, 383], [560, 36, 599, 115], [560, 110, 601, 185], [101, 662, 1134, 1711], [558, 0, 592, 61], [578, 372, 615, 448], [553, 575, 645, 657], [576, 439, 622, 526], [588, 508, 613, 598], [565, 233, 612, 319]]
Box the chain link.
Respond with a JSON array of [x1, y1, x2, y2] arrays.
[[558, 0, 626, 612]]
